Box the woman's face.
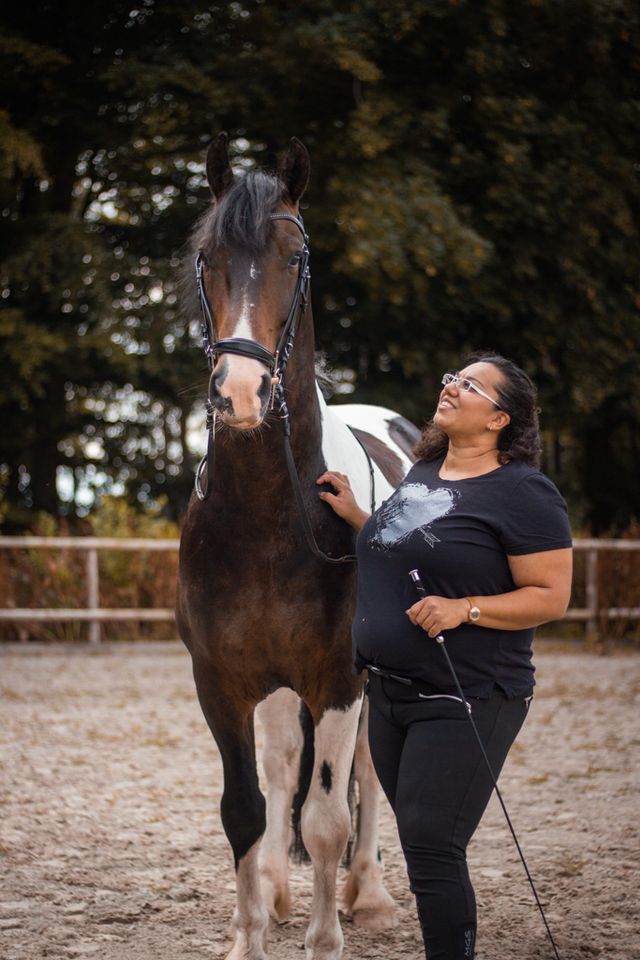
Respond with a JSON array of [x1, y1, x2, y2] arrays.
[[433, 361, 507, 438]]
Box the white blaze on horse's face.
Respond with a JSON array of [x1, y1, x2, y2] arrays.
[[208, 253, 269, 429], [208, 222, 304, 430]]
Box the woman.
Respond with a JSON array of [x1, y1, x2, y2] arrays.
[[317, 353, 572, 960]]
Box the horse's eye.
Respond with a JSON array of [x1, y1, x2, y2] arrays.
[[288, 253, 302, 268]]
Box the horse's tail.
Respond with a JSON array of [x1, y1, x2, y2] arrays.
[[289, 699, 360, 867], [290, 700, 314, 863]]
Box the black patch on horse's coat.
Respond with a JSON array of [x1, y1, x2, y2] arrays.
[[388, 415, 421, 460], [221, 780, 266, 868], [350, 427, 407, 487], [320, 761, 333, 794]]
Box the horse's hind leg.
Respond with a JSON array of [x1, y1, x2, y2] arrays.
[[301, 697, 362, 960], [255, 687, 303, 922], [192, 662, 269, 960], [342, 698, 397, 930]]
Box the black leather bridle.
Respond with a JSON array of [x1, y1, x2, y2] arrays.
[[193, 211, 374, 564], [195, 212, 310, 383]]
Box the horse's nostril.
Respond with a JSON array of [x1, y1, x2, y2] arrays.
[[211, 392, 233, 415], [258, 372, 272, 405], [209, 365, 233, 415]]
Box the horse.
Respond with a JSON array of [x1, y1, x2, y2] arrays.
[[176, 133, 419, 960]]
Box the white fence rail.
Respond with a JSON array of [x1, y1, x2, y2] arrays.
[[0, 536, 638, 644]]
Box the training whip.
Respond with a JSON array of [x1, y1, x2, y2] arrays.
[[408, 569, 562, 960]]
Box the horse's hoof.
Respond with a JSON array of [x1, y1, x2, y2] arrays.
[[342, 862, 397, 930], [304, 944, 343, 960], [351, 903, 398, 931], [225, 941, 268, 960], [260, 872, 291, 922], [225, 917, 269, 960], [304, 923, 344, 960]]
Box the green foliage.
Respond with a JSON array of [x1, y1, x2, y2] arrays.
[[0, 0, 638, 532]]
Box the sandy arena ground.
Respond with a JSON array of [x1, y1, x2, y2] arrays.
[[1, 642, 638, 960]]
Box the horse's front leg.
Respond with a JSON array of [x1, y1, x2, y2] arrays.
[[255, 687, 303, 921], [192, 661, 269, 960], [342, 697, 397, 930], [301, 697, 362, 960]]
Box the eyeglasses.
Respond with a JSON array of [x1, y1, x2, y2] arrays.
[[441, 373, 501, 408]]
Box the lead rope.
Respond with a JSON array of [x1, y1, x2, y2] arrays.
[[276, 383, 367, 565], [194, 401, 215, 502]]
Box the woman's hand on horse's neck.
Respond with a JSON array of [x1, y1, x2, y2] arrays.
[[317, 471, 370, 531]]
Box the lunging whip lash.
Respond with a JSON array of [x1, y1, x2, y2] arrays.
[[408, 569, 562, 960]]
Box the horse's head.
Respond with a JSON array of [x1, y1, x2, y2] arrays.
[[196, 134, 311, 430]]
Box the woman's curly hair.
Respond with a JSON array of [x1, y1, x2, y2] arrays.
[[413, 353, 542, 468]]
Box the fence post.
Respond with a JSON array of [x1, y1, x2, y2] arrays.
[[585, 547, 598, 645], [86, 548, 100, 645]]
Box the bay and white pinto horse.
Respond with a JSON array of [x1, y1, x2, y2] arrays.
[[176, 134, 418, 960]]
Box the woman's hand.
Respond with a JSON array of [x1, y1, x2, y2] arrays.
[[316, 471, 370, 531], [406, 596, 469, 638]]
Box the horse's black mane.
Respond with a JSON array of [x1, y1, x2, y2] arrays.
[[201, 171, 285, 255], [180, 170, 285, 326]]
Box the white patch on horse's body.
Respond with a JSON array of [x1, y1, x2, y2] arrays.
[[369, 483, 458, 551], [301, 699, 362, 960], [227, 839, 269, 960], [256, 689, 303, 922], [318, 389, 413, 510]]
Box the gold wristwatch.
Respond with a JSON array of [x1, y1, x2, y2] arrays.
[[466, 598, 481, 623]]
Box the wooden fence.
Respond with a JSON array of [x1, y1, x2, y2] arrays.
[[0, 536, 638, 644]]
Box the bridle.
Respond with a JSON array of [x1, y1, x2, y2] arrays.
[[193, 211, 374, 564], [195, 212, 310, 387]]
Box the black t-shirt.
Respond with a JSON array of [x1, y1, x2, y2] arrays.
[[352, 457, 573, 698]]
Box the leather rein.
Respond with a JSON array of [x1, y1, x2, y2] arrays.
[[193, 212, 374, 565]]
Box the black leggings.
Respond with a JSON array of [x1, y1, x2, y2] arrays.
[[367, 673, 529, 960]]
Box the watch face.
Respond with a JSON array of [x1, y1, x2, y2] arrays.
[[469, 606, 481, 622]]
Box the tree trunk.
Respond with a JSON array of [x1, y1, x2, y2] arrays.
[[30, 427, 61, 516]]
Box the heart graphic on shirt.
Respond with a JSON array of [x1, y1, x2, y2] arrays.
[[369, 483, 458, 552]]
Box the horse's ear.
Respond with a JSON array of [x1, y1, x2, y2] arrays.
[[206, 132, 233, 200], [278, 137, 310, 206]]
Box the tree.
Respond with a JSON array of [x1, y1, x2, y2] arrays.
[[1, 0, 639, 531]]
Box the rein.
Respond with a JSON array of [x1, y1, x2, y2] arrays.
[[193, 212, 374, 565]]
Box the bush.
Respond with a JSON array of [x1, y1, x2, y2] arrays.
[[0, 498, 179, 643]]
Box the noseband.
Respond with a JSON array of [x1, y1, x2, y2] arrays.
[[193, 211, 373, 564]]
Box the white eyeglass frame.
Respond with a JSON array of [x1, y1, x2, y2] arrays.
[[441, 373, 501, 408]]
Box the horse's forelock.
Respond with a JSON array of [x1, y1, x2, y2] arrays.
[[206, 171, 285, 254], [178, 172, 285, 333]]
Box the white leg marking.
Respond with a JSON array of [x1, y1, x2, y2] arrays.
[[302, 699, 362, 960], [226, 839, 269, 960], [256, 688, 303, 921], [343, 700, 397, 929]]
